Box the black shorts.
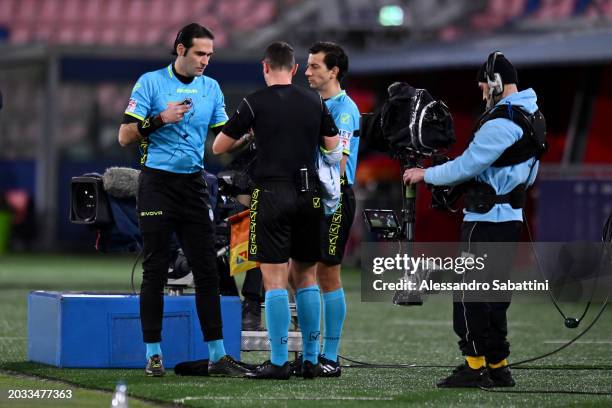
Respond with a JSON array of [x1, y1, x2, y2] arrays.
[[137, 167, 213, 233], [248, 181, 323, 263], [320, 183, 356, 265]]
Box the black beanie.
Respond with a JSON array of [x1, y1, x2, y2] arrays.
[[477, 53, 518, 85]]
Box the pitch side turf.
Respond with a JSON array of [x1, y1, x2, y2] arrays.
[[1, 254, 611, 407]]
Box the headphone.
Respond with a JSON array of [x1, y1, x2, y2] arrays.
[[485, 51, 504, 98]]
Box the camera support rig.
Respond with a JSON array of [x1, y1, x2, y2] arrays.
[[397, 151, 423, 242]]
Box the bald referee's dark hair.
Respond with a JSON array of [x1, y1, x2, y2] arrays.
[[309, 41, 349, 82], [263, 42, 295, 71], [172, 23, 215, 56]]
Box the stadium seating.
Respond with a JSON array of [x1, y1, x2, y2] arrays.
[[439, 0, 612, 41], [0, 0, 280, 48], [2, 0, 609, 49], [470, 0, 528, 31]]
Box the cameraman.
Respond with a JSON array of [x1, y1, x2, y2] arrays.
[[118, 23, 248, 377], [213, 42, 339, 379], [403, 52, 540, 388]]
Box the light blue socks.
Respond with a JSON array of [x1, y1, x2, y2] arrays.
[[147, 340, 226, 362], [145, 342, 162, 359], [296, 285, 321, 364], [207, 339, 226, 363], [322, 288, 346, 362], [265, 289, 291, 366]]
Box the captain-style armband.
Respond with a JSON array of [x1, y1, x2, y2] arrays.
[[137, 114, 165, 137]]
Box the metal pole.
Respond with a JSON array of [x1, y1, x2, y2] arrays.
[[393, 154, 424, 306], [400, 155, 419, 242], [562, 66, 601, 166], [36, 49, 59, 250]]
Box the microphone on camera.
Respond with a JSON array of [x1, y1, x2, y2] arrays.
[[102, 167, 140, 198]]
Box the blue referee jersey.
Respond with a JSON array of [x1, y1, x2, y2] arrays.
[[125, 64, 228, 173], [325, 90, 360, 185]]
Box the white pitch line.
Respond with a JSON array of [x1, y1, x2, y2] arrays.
[[543, 340, 612, 344], [174, 396, 394, 403], [385, 319, 451, 327]]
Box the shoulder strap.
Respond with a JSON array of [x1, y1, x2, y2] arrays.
[[472, 104, 547, 167]]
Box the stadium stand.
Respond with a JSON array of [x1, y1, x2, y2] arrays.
[[3, 0, 610, 50], [0, 0, 279, 47], [460, 0, 612, 39]]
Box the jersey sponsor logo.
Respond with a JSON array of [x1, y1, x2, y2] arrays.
[[176, 88, 198, 94], [126, 98, 138, 112], [309, 331, 321, 341], [140, 210, 163, 217], [340, 112, 351, 124]]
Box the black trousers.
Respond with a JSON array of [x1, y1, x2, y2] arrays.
[[453, 220, 522, 363], [242, 268, 264, 302], [138, 168, 222, 343]]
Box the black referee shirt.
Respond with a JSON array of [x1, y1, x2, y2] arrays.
[[222, 84, 338, 182]]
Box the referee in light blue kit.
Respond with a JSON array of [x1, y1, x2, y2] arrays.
[[118, 23, 250, 378], [292, 41, 360, 377]]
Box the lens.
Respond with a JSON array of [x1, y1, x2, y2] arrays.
[[73, 183, 97, 222]]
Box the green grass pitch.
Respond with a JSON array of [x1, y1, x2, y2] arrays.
[[0, 254, 611, 407]]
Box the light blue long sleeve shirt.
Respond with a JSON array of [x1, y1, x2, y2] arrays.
[[424, 88, 540, 222]]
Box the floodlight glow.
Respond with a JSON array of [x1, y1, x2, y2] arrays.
[[379, 5, 404, 26]]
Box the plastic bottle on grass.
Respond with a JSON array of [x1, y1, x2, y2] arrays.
[[111, 380, 128, 408]]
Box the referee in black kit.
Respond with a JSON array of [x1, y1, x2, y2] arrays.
[[213, 42, 339, 379]]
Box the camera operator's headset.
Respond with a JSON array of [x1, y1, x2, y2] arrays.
[[485, 51, 505, 98]]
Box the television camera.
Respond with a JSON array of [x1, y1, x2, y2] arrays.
[[361, 82, 456, 305], [361, 82, 456, 239], [69, 144, 257, 295]]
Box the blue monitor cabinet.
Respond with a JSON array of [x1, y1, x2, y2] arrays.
[[28, 291, 241, 368]]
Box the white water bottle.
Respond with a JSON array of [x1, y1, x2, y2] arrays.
[[110, 380, 128, 408]]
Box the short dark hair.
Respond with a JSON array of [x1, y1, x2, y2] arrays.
[[263, 42, 295, 71], [309, 41, 349, 82], [172, 23, 215, 56]]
